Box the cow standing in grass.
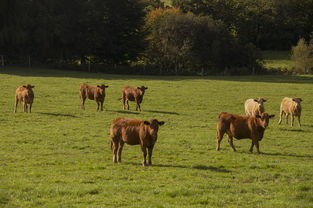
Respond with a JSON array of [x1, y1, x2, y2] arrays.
[[216, 112, 275, 154], [244, 98, 266, 116], [110, 118, 164, 166], [14, 84, 35, 113], [79, 84, 108, 111], [278, 97, 302, 127], [121, 86, 148, 111]]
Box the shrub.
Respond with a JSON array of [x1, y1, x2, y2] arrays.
[[291, 37, 313, 74]]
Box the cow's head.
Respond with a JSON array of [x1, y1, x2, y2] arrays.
[[23, 84, 35, 90], [292, 98, 302, 105], [97, 84, 109, 95], [256, 113, 275, 128], [254, 97, 266, 105], [137, 86, 148, 95], [144, 119, 164, 140]]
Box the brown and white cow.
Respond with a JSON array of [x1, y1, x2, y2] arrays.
[[216, 112, 275, 154], [121, 86, 148, 111], [110, 117, 164, 166], [14, 84, 35, 113], [79, 84, 108, 111]]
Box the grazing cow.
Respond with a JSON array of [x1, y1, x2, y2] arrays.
[[14, 84, 35, 113], [244, 98, 266, 116], [110, 118, 164, 166], [278, 97, 302, 127], [79, 84, 108, 111], [122, 86, 148, 111], [216, 112, 275, 154]]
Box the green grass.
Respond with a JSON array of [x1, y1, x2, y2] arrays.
[[1, 67, 313, 207], [262, 50, 294, 70]]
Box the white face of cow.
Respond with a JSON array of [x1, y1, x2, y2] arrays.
[[256, 113, 275, 128]]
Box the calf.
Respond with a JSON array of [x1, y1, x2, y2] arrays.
[[110, 118, 164, 166], [216, 112, 275, 154], [244, 98, 266, 116], [122, 86, 148, 111], [14, 84, 35, 113], [278, 97, 302, 127], [79, 84, 108, 111]]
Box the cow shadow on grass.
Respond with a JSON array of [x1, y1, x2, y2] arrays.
[[127, 162, 231, 173], [37, 112, 78, 118], [110, 110, 140, 115], [262, 152, 313, 159], [145, 110, 179, 115]]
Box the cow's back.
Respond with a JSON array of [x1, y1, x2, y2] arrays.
[[122, 86, 136, 101], [111, 118, 143, 145]]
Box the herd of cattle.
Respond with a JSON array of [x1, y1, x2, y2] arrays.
[[14, 84, 303, 166]]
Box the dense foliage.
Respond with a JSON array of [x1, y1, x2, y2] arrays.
[[0, 0, 312, 74]]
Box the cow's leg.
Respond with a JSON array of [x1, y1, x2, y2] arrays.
[[29, 103, 32, 113], [117, 141, 124, 163], [278, 110, 283, 124], [227, 135, 236, 152], [147, 145, 154, 166], [253, 139, 260, 154], [96, 100, 100, 111], [81, 97, 86, 110], [126, 100, 129, 110], [14, 97, 18, 113], [291, 114, 294, 127], [285, 113, 289, 125], [100, 100, 104, 111], [216, 128, 225, 151], [297, 116, 301, 127], [112, 141, 118, 163], [23, 102, 27, 113], [249, 141, 254, 153], [141, 145, 148, 166]]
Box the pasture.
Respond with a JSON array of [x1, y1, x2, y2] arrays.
[[1, 67, 313, 207]]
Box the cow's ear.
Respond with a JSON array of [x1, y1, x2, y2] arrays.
[[256, 115, 261, 119], [145, 87, 148, 90], [23, 85, 27, 88], [263, 99, 267, 102], [105, 85, 109, 88], [137, 87, 141, 89], [97, 85, 101, 88], [31, 85, 35, 88], [254, 99, 258, 102], [299, 98, 303, 102], [158, 121, 165, 126], [144, 121, 150, 125], [269, 114, 275, 118]]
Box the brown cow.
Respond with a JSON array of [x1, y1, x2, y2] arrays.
[[110, 117, 164, 166], [216, 112, 275, 154], [14, 84, 35, 113], [79, 84, 108, 111], [122, 86, 148, 111], [278, 97, 302, 127]]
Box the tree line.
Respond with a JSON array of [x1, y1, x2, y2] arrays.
[[1, 0, 312, 74]]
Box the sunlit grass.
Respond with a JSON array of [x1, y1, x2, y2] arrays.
[[0, 67, 312, 207]]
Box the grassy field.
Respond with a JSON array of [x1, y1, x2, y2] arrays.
[[1, 67, 312, 207]]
